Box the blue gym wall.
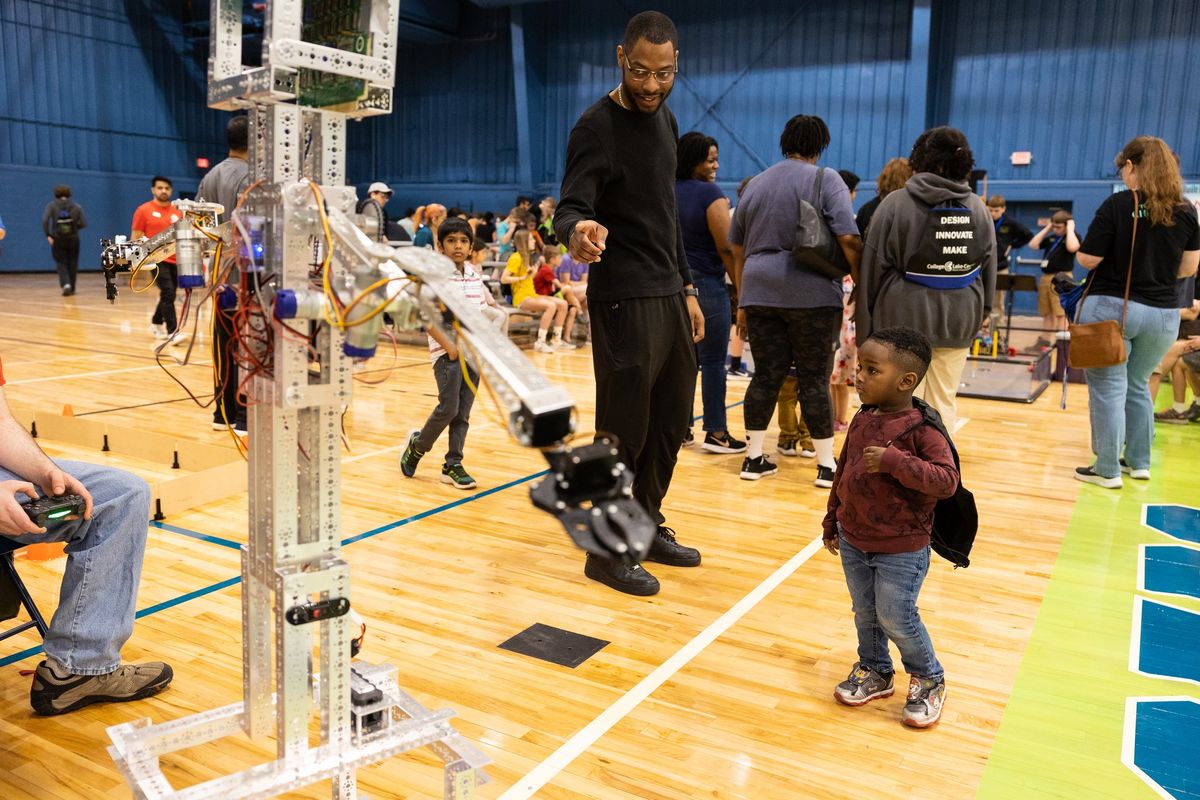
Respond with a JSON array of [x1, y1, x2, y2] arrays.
[[2, 0, 1198, 286], [0, 0, 227, 273]]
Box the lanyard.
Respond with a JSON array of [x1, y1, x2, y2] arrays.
[[1045, 235, 1064, 258]]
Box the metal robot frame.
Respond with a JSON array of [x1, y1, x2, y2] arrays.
[[95, 1, 655, 797]]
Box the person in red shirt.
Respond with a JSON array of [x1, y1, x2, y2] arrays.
[[822, 326, 958, 729], [0, 355, 173, 714], [533, 246, 580, 347], [131, 175, 183, 341]]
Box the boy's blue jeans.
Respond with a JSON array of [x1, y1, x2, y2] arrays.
[[1076, 295, 1178, 478], [3, 460, 150, 675], [839, 534, 943, 680]]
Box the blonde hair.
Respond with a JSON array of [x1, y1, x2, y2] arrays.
[[513, 228, 534, 264], [1116, 136, 1184, 227], [876, 157, 913, 197]]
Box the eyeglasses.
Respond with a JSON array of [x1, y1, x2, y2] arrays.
[[623, 56, 677, 84]]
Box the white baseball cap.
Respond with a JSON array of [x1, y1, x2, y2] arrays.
[[368, 182, 393, 195]]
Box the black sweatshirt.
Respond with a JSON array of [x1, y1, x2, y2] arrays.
[[554, 95, 692, 302]]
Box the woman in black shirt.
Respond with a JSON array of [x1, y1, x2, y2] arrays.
[[1074, 136, 1200, 487]]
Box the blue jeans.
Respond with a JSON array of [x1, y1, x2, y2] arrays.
[[3, 461, 151, 675], [839, 535, 943, 680], [694, 273, 731, 432], [1076, 295, 1179, 477]]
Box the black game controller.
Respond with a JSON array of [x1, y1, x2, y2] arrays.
[[20, 494, 86, 528]]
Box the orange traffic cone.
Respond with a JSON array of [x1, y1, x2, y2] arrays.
[[23, 542, 67, 561], [62, 404, 74, 417]]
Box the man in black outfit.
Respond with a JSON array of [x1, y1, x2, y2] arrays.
[[555, 11, 705, 597], [42, 185, 87, 297]]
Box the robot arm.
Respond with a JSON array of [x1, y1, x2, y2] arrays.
[[280, 189, 656, 564], [99, 200, 227, 302]]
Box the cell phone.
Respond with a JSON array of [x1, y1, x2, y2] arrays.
[[20, 494, 86, 528]]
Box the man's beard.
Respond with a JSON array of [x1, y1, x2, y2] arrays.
[[622, 77, 672, 114]]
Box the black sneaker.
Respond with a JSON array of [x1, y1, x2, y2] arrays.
[[31, 659, 173, 716], [681, 428, 695, 447], [702, 431, 747, 454], [399, 431, 425, 478], [644, 526, 701, 567], [1074, 465, 1122, 489], [1188, 402, 1200, 423], [739, 454, 778, 481], [815, 464, 836, 488], [440, 463, 477, 489], [584, 553, 660, 596]]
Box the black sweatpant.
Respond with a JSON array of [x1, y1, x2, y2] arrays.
[[151, 263, 179, 333], [51, 237, 80, 289], [590, 293, 697, 526], [742, 305, 842, 439]]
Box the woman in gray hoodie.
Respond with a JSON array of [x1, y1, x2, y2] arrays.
[[856, 128, 997, 432]]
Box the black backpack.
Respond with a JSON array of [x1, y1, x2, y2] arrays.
[[904, 197, 987, 290], [52, 203, 78, 238], [841, 398, 979, 568]]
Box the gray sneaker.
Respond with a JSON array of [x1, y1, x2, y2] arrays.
[[31, 660, 173, 716], [901, 676, 946, 728], [833, 662, 895, 706]]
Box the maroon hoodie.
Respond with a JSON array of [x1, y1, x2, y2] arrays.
[[822, 407, 959, 554]]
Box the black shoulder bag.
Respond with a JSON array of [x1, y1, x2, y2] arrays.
[[791, 167, 851, 281]]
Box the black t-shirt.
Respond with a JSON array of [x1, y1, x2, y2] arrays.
[[1080, 191, 1200, 308], [1039, 234, 1075, 275], [856, 194, 882, 237], [994, 214, 1033, 268], [554, 96, 691, 302]]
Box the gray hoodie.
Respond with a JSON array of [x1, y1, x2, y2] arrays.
[[857, 173, 996, 348]]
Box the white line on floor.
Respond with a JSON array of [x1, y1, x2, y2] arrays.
[[6, 363, 204, 385], [954, 417, 970, 433], [498, 536, 827, 800]]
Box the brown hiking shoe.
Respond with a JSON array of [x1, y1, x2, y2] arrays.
[[30, 660, 173, 716]]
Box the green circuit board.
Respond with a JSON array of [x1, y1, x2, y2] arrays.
[[297, 0, 372, 109]]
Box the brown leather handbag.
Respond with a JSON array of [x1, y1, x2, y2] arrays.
[[1068, 191, 1137, 369]]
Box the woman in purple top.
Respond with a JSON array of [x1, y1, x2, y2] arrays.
[[675, 132, 745, 454]]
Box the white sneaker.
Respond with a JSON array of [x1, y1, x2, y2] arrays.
[[533, 340, 555, 353], [150, 323, 169, 340], [799, 448, 817, 459], [1119, 459, 1150, 480], [553, 339, 577, 350], [167, 332, 190, 347]]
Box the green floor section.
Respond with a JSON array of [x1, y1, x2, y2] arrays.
[[977, 411, 1200, 799]]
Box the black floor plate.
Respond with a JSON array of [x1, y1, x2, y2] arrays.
[[498, 623, 609, 668]]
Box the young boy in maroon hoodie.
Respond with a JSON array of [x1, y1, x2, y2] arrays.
[[822, 326, 959, 728]]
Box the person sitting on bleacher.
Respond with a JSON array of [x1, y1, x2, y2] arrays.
[[502, 230, 572, 353], [0, 355, 173, 715], [535, 246, 580, 348]]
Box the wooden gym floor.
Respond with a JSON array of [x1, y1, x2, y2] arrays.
[[0, 272, 1196, 799]]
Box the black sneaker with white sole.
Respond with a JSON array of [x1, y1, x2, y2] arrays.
[[702, 431, 747, 454], [739, 455, 778, 480], [1074, 466, 1122, 489], [1119, 458, 1150, 480], [814, 464, 836, 488]]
